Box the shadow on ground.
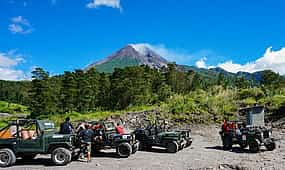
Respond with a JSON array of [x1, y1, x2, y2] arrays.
[[15, 158, 54, 167], [92, 151, 120, 158], [205, 145, 267, 153]]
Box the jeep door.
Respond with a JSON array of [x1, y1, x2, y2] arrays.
[[16, 121, 44, 153]]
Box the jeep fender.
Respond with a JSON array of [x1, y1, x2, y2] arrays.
[[0, 145, 15, 153]]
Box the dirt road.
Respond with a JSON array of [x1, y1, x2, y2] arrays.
[[7, 126, 285, 170]]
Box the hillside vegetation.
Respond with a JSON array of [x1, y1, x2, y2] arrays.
[[0, 101, 30, 127], [0, 64, 284, 127]]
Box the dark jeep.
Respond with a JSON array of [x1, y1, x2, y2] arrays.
[[0, 119, 80, 167], [220, 106, 276, 153], [133, 119, 192, 153], [88, 121, 139, 158]]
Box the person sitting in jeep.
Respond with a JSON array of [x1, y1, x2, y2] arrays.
[[92, 123, 103, 141], [59, 117, 74, 134], [115, 122, 124, 135]]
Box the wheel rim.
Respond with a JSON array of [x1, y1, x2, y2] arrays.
[[0, 152, 9, 165], [55, 152, 66, 163]]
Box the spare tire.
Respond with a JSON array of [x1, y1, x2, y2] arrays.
[[0, 148, 16, 167], [167, 141, 179, 153], [51, 147, 72, 166], [117, 143, 132, 158]]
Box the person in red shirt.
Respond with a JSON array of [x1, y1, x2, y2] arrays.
[[115, 122, 124, 135]]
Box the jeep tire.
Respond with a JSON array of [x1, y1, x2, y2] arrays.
[[0, 148, 16, 167], [51, 147, 72, 166], [265, 142, 276, 151], [117, 143, 132, 158], [167, 141, 179, 153], [249, 139, 260, 153]]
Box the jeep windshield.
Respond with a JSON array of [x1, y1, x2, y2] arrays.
[[38, 120, 55, 131], [105, 122, 115, 131]]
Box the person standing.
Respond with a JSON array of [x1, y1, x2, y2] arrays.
[[59, 117, 74, 134], [79, 124, 94, 163]]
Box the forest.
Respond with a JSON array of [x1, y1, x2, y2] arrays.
[[0, 64, 285, 125]]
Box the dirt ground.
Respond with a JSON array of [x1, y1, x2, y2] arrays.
[[7, 125, 285, 170]]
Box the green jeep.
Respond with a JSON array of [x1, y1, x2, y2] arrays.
[[133, 119, 191, 153], [0, 119, 80, 167], [88, 121, 139, 158]]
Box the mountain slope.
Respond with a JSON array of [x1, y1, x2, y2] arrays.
[[86, 44, 168, 73], [86, 44, 281, 84]]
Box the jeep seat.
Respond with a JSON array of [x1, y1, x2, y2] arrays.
[[0, 129, 12, 139]]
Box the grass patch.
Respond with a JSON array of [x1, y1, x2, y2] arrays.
[[0, 101, 30, 114]]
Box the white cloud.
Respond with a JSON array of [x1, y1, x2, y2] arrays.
[[0, 53, 23, 68], [0, 51, 26, 80], [130, 43, 213, 66], [86, 0, 122, 10], [195, 57, 207, 68], [0, 68, 24, 81], [218, 47, 285, 74], [8, 16, 33, 34], [202, 46, 285, 75]]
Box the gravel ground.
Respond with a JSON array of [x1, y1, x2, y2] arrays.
[[7, 126, 285, 170]]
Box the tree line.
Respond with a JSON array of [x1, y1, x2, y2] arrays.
[[0, 64, 284, 118]]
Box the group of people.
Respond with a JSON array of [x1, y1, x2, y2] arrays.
[[59, 117, 125, 163], [222, 119, 246, 135]]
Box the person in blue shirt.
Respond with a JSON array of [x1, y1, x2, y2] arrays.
[[79, 124, 94, 163]]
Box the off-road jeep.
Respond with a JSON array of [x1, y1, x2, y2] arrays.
[[220, 123, 275, 152], [220, 106, 276, 153], [133, 119, 192, 153], [88, 121, 139, 158], [0, 119, 80, 167]]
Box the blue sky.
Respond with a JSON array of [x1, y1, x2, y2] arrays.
[[1, 0, 285, 80]]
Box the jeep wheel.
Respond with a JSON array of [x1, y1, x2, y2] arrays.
[[0, 148, 16, 167], [249, 139, 260, 153], [265, 142, 276, 151], [51, 148, 72, 166], [222, 135, 232, 150], [167, 141, 179, 153], [117, 143, 132, 158]]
